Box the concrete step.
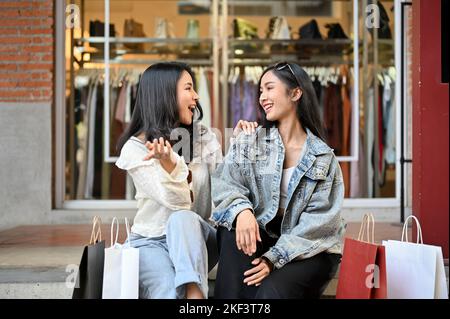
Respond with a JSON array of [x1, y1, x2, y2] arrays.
[[0, 246, 83, 298], [0, 225, 448, 299], [0, 268, 73, 299], [1, 262, 448, 299]]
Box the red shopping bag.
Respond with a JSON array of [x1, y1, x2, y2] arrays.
[[336, 214, 387, 299]]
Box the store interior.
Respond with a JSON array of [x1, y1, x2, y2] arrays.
[[64, 0, 397, 202]]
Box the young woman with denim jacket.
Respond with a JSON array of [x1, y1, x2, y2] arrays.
[[116, 62, 257, 299], [211, 62, 346, 299]]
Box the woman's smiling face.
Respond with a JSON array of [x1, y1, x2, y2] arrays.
[[177, 70, 199, 125], [259, 70, 301, 122]]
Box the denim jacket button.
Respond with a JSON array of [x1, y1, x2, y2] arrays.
[[223, 222, 229, 227], [279, 258, 285, 265]]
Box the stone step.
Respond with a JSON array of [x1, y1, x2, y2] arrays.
[[1, 264, 447, 299], [0, 225, 448, 299]]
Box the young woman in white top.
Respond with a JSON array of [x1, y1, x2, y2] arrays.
[[116, 62, 257, 299]]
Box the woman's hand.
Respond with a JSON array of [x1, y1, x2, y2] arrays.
[[235, 209, 262, 256], [243, 258, 273, 286], [143, 137, 177, 174], [233, 120, 258, 137]]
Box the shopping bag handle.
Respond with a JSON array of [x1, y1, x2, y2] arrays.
[[401, 215, 423, 244], [110, 217, 120, 247], [357, 213, 375, 243], [89, 216, 102, 244], [124, 217, 132, 247]]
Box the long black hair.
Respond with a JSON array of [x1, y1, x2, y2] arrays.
[[116, 62, 203, 161], [257, 61, 326, 142]]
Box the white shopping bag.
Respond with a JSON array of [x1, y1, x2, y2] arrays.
[[102, 217, 139, 299], [383, 216, 448, 299]]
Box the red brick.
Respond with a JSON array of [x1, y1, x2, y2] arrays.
[[0, 90, 33, 97], [20, 9, 53, 17], [42, 89, 52, 97], [0, 1, 52, 9], [31, 2, 52, 9], [0, 89, 51, 101], [0, 64, 18, 71], [0, 55, 29, 62], [0, 0, 54, 103], [0, 73, 29, 81], [23, 80, 52, 88], [0, 28, 20, 36], [0, 9, 20, 17], [30, 72, 52, 80], [32, 37, 53, 44], [0, 2, 32, 9], [0, 52, 53, 62], [1, 19, 40, 27], [31, 90, 41, 98], [22, 45, 54, 53], [1, 18, 53, 28], [0, 37, 34, 44], [18, 63, 53, 71], [20, 28, 53, 36], [0, 46, 18, 53]]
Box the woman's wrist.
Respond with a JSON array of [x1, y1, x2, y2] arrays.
[[261, 256, 274, 272], [159, 153, 177, 174]]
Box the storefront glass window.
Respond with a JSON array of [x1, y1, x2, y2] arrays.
[[64, 0, 396, 201]]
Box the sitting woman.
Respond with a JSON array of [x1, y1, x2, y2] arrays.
[[211, 61, 346, 299], [116, 61, 257, 299]]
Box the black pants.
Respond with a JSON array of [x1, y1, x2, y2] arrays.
[[214, 226, 341, 299]]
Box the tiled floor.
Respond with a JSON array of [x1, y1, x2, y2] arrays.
[[0, 222, 409, 248], [3, 222, 412, 246], [0, 224, 128, 248]]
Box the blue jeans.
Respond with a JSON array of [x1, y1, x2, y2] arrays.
[[130, 210, 218, 299]]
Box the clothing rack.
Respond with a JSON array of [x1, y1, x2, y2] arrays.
[[80, 59, 214, 67]]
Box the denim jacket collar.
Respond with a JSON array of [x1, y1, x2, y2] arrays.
[[261, 126, 333, 157]]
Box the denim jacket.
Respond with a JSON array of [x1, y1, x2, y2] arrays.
[[211, 127, 346, 269]]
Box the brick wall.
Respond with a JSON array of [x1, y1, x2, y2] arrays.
[[0, 0, 54, 102]]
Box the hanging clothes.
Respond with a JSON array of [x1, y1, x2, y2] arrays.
[[205, 69, 220, 131], [377, 84, 386, 187], [340, 66, 353, 197], [227, 66, 262, 128], [383, 71, 396, 165], [366, 87, 375, 198], [109, 81, 127, 200], [350, 128, 368, 198], [197, 67, 212, 128], [84, 81, 98, 199], [75, 77, 96, 199], [242, 80, 258, 122], [323, 83, 343, 155], [229, 73, 242, 128]]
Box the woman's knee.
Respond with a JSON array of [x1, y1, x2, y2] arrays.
[[254, 277, 283, 299], [140, 279, 177, 299], [217, 225, 235, 246], [166, 210, 201, 230]]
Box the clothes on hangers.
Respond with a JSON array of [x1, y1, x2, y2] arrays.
[[382, 71, 396, 165], [350, 128, 368, 198], [73, 70, 136, 200], [196, 67, 212, 128], [366, 87, 375, 197], [361, 66, 396, 196], [228, 66, 262, 127]]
